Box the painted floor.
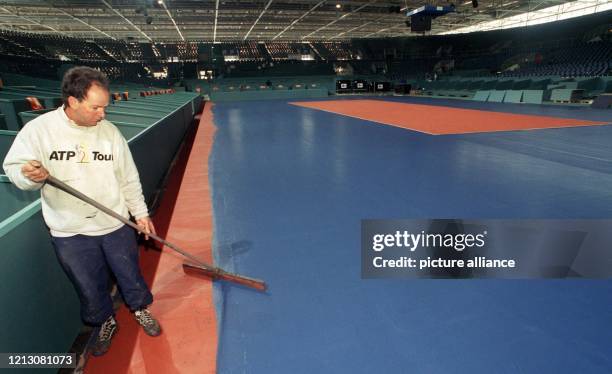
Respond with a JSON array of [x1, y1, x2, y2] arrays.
[[209, 97, 612, 374]]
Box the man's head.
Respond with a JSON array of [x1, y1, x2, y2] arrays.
[[61, 67, 110, 127]]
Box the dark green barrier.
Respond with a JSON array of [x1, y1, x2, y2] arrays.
[[114, 122, 147, 141], [550, 89, 584, 102], [504, 90, 523, 103], [141, 99, 190, 107], [14, 112, 148, 144], [0, 194, 81, 365], [106, 108, 165, 118], [137, 93, 189, 100], [0, 179, 39, 221], [0, 114, 5, 130], [17, 109, 55, 127], [472, 91, 490, 101], [494, 80, 515, 90], [105, 113, 159, 126], [120, 101, 176, 110], [467, 81, 484, 90], [165, 101, 193, 135], [522, 90, 544, 104], [127, 99, 178, 109], [185, 100, 196, 128], [0, 98, 32, 130], [529, 79, 552, 90], [488, 90, 506, 102], [107, 108, 164, 117], [129, 109, 187, 203], [194, 95, 203, 115], [140, 93, 195, 101], [134, 96, 197, 130], [0, 130, 18, 166], [111, 103, 173, 114], [19, 109, 163, 128], [577, 78, 604, 95], [481, 81, 497, 90], [512, 80, 532, 90]]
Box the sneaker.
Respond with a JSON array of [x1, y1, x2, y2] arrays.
[[134, 308, 161, 337], [91, 316, 118, 357]]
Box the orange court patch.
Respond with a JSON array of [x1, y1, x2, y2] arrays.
[[290, 99, 606, 135]]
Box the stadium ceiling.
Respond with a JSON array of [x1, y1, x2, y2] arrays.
[[0, 0, 596, 42]]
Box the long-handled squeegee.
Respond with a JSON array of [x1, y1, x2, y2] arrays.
[[46, 175, 266, 291]]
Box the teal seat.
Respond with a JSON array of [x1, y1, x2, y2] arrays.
[[0, 98, 31, 130], [503, 90, 523, 104], [522, 90, 544, 104], [105, 113, 158, 126], [0, 130, 18, 163], [550, 89, 584, 102], [114, 123, 147, 141], [487, 90, 506, 102], [473, 91, 490, 101]]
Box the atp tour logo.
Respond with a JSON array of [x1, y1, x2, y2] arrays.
[[49, 145, 113, 162], [75, 143, 89, 163]]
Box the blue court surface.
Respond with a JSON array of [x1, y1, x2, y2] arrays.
[[209, 97, 612, 373]]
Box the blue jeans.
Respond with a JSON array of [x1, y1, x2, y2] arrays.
[[51, 225, 153, 326]]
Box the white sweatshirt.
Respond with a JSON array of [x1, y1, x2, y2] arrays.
[[2, 106, 149, 237]]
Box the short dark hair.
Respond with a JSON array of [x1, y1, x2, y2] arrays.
[[61, 66, 109, 106]]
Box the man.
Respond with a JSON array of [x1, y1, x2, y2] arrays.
[[3, 66, 161, 356]]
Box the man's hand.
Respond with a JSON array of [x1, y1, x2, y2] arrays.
[[136, 216, 156, 240], [21, 160, 49, 183]]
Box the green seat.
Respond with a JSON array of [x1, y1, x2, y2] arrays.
[[114, 123, 147, 141], [503, 90, 523, 104], [0, 91, 61, 110], [522, 90, 544, 104], [18, 109, 55, 127], [0, 98, 36, 130], [106, 108, 164, 118], [0, 180, 39, 222], [105, 113, 158, 126], [472, 91, 490, 101], [550, 89, 584, 102], [111, 104, 170, 115], [487, 90, 506, 102], [0, 130, 18, 163], [112, 101, 175, 111]]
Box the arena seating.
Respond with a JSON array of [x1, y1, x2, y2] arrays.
[[500, 41, 611, 78], [1, 13, 610, 106]]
